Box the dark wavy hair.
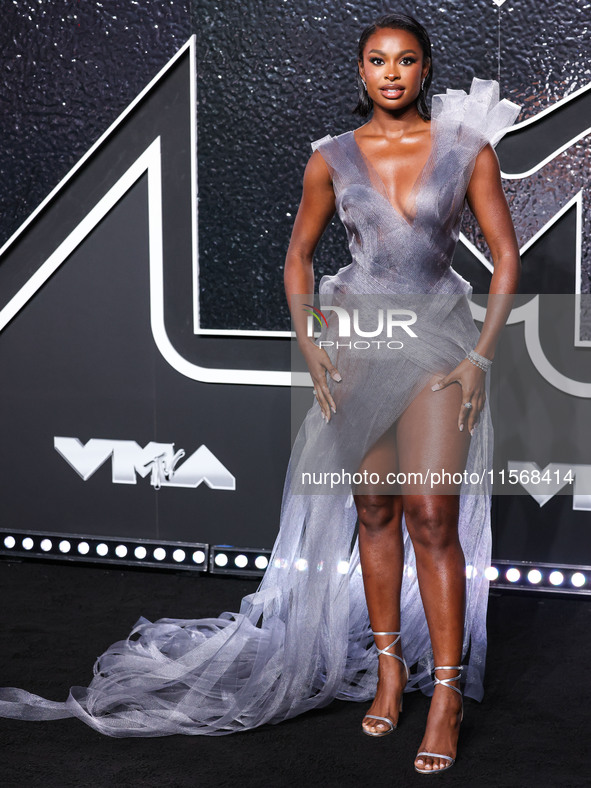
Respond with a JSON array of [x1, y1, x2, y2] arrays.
[[353, 12, 433, 121]]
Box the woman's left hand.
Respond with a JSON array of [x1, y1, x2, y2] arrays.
[[431, 358, 487, 435]]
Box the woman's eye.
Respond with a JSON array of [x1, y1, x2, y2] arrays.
[[368, 56, 416, 66]]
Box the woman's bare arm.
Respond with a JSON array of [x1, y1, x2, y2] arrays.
[[284, 150, 341, 421], [284, 150, 336, 340], [433, 143, 521, 433], [465, 142, 521, 360]]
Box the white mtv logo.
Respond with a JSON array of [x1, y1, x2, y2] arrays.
[[54, 437, 235, 490]]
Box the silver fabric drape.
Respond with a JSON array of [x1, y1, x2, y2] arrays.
[[0, 78, 521, 736]]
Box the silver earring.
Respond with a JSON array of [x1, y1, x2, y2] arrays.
[[421, 77, 426, 91], [361, 78, 367, 90]]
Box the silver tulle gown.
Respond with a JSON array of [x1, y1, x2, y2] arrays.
[[0, 78, 521, 736]]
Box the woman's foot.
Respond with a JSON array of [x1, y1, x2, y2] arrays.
[[414, 668, 463, 772], [362, 634, 408, 736]]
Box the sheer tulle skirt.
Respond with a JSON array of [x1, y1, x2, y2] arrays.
[[0, 286, 493, 736]]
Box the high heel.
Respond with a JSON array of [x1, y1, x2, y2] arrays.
[[362, 630, 410, 737], [414, 665, 464, 774]]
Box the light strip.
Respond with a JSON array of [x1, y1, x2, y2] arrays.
[[209, 545, 272, 576], [1, 531, 589, 593], [0, 529, 208, 572], [487, 559, 590, 596]]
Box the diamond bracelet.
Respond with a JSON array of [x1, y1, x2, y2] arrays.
[[466, 349, 493, 372]]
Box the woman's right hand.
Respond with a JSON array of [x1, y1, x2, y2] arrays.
[[299, 340, 342, 422]]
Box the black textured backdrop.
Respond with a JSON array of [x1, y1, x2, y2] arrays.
[[1, 1, 590, 331], [0, 1, 590, 564]]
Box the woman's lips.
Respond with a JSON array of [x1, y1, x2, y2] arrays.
[[380, 87, 405, 99]]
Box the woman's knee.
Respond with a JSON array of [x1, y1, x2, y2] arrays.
[[355, 495, 399, 533], [404, 499, 459, 550]]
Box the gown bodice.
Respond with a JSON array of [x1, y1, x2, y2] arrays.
[[310, 77, 521, 298]]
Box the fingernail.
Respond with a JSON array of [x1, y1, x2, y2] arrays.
[[431, 383, 440, 391], [459, 423, 464, 431], [332, 373, 342, 382], [331, 406, 336, 414], [470, 428, 474, 436]]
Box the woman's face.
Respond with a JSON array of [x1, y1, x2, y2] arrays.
[[359, 27, 430, 113]]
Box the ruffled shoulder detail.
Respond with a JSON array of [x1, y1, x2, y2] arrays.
[[310, 133, 352, 186], [431, 76, 521, 149], [311, 134, 332, 152]]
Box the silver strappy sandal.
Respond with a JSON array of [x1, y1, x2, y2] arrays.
[[362, 630, 410, 737], [414, 665, 464, 774]]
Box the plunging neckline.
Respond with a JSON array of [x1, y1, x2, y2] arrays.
[[348, 122, 435, 227]]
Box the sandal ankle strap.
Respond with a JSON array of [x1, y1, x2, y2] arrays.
[[371, 630, 401, 657], [371, 630, 410, 683], [433, 665, 463, 697]]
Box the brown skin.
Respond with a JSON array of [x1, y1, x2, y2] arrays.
[[284, 26, 520, 772]]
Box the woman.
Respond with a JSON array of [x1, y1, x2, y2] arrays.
[[284, 11, 520, 774], [0, 12, 520, 774]]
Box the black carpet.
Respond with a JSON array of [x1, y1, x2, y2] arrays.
[[0, 558, 587, 788]]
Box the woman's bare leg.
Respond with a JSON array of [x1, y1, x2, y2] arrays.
[[355, 428, 406, 735], [395, 373, 471, 771]]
